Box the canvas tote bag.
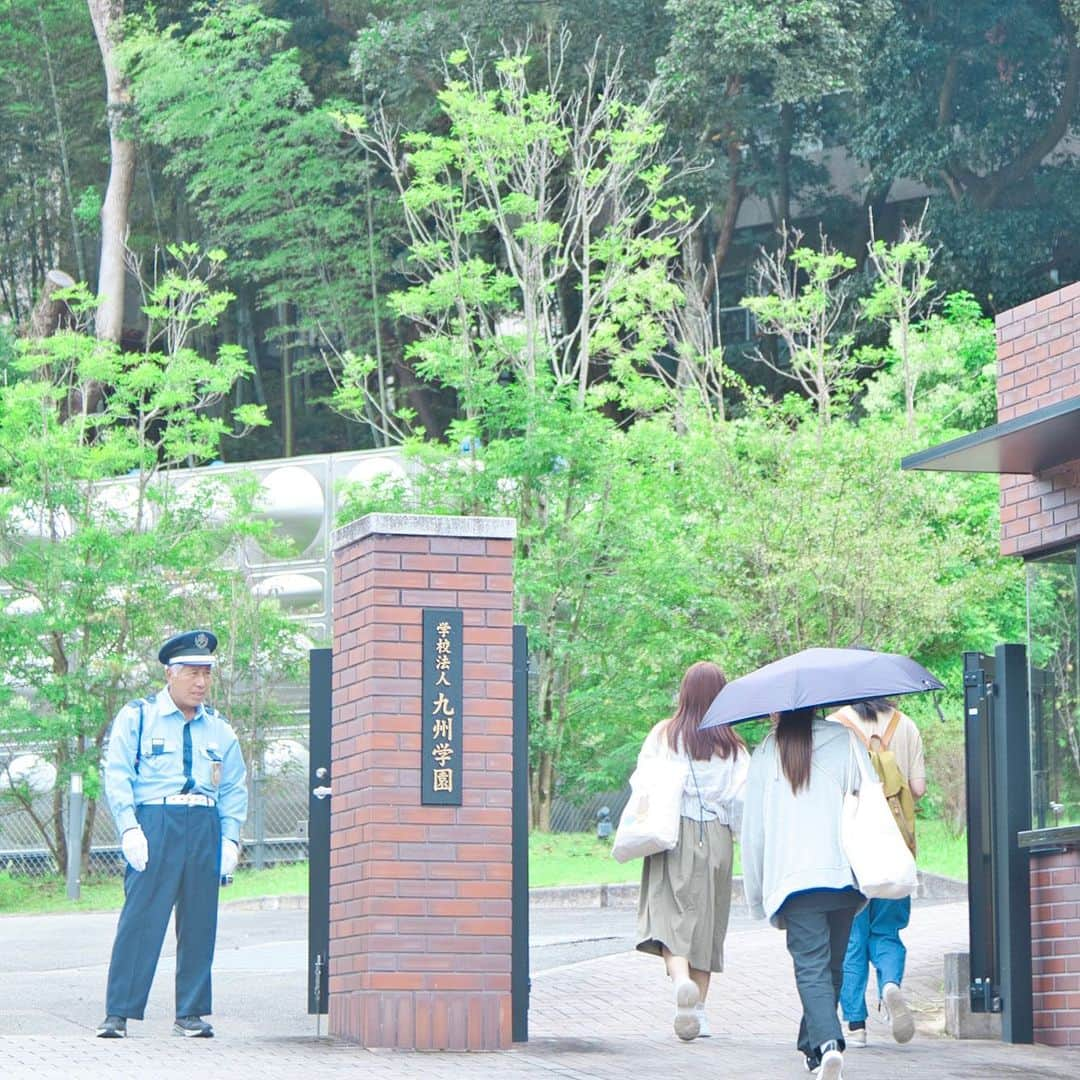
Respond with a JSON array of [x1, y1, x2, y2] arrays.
[[840, 737, 918, 899], [612, 739, 689, 863]]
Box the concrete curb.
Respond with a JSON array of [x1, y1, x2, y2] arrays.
[[224, 871, 966, 912]]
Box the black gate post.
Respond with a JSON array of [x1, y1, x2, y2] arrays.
[[992, 643, 1033, 1043], [307, 647, 332, 1016], [511, 624, 530, 1042], [963, 651, 998, 1014]]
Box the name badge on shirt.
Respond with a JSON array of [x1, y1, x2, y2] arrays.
[[206, 746, 222, 787], [151, 738, 165, 756]]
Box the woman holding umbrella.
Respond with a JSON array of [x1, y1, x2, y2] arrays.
[[699, 646, 940, 1074], [634, 661, 749, 1041], [740, 707, 866, 1078]]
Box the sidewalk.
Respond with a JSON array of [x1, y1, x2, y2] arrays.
[[0, 899, 1070, 1079]]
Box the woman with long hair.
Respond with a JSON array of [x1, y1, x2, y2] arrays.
[[635, 661, 749, 1041], [741, 708, 867, 1079]]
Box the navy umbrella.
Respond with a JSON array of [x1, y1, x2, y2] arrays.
[[700, 647, 944, 728]]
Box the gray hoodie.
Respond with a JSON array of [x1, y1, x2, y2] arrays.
[[740, 716, 869, 926]]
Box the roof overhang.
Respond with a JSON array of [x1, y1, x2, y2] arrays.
[[901, 396, 1080, 474]]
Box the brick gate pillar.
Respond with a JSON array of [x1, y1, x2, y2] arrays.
[[328, 512, 516, 1049]]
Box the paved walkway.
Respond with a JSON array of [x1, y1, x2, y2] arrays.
[[0, 899, 1071, 1078]]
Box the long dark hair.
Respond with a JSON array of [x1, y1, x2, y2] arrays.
[[850, 697, 896, 723], [665, 661, 745, 762], [775, 708, 815, 794]]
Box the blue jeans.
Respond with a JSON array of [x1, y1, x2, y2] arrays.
[[839, 896, 910, 1023]]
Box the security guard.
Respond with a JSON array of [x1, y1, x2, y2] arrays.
[[97, 630, 248, 1039]]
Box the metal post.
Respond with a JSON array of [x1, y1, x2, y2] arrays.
[[992, 643, 1033, 1043], [66, 773, 84, 901], [253, 752, 266, 871], [511, 624, 530, 1043], [307, 647, 332, 1016], [963, 652, 997, 1013]]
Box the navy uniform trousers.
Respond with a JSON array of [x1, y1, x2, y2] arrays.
[[105, 804, 221, 1020]]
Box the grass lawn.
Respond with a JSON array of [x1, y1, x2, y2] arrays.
[[0, 822, 966, 915], [0, 861, 307, 917], [530, 819, 969, 888]]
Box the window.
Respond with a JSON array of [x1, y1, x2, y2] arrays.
[[1026, 547, 1080, 829]]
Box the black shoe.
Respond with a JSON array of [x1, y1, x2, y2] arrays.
[[172, 1015, 214, 1038], [96, 1015, 126, 1038]]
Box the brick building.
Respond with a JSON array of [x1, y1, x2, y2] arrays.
[[904, 281, 1080, 1046]]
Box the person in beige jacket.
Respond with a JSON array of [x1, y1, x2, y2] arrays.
[[828, 698, 926, 1048]]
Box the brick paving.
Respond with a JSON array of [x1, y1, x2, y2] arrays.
[[0, 900, 1073, 1078]]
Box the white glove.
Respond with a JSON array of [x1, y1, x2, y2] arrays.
[[121, 827, 148, 873], [220, 838, 239, 877]]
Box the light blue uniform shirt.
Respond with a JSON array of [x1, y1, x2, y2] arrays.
[[103, 688, 248, 843]]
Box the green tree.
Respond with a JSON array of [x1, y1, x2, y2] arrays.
[[0, 0, 103, 320], [740, 225, 859, 427], [847, 0, 1080, 306], [121, 3, 379, 453], [342, 36, 696, 421], [0, 249, 272, 870], [660, 0, 892, 284]]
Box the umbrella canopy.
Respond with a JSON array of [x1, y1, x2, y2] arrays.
[[700, 647, 944, 728]]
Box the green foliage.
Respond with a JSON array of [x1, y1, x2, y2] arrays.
[[122, 3, 380, 359], [0, 0, 104, 318], [341, 36, 695, 427], [846, 1, 1080, 306], [741, 228, 861, 424], [0, 250, 284, 866]]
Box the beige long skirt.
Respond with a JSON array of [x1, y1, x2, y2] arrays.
[[635, 816, 735, 973]]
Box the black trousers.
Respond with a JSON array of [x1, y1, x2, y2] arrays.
[[105, 804, 221, 1020], [778, 887, 863, 1057]]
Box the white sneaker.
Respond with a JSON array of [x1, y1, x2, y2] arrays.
[[673, 979, 700, 1041], [882, 982, 914, 1044], [694, 1004, 711, 1038], [817, 1047, 843, 1079], [846, 1024, 866, 1047]]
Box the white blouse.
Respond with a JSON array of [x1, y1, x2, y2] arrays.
[[638, 720, 749, 828]]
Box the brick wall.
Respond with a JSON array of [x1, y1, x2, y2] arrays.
[[1030, 849, 1080, 1046], [328, 513, 516, 1050], [997, 280, 1080, 556]]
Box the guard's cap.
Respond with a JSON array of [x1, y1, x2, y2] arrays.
[[158, 629, 218, 667]]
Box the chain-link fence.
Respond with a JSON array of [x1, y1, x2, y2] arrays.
[[3, 737, 636, 872], [0, 725, 313, 877]]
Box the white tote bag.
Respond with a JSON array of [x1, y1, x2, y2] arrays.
[[611, 754, 689, 863], [840, 740, 918, 899]]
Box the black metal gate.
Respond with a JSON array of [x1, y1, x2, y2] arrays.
[[307, 647, 332, 1016], [511, 624, 530, 1042], [962, 645, 1033, 1043]]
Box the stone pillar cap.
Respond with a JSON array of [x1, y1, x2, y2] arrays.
[[332, 512, 516, 551]]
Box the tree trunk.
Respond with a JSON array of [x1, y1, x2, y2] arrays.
[[531, 749, 554, 832], [776, 101, 794, 228], [279, 302, 294, 456], [87, 0, 135, 345], [28, 269, 76, 339], [38, 10, 86, 284]]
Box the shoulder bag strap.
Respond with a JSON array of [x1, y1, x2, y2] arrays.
[[687, 756, 706, 846], [845, 731, 874, 795], [880, 708, 902, 750]]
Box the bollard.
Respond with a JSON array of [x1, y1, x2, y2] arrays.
[[66, 773, 84, 901]]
